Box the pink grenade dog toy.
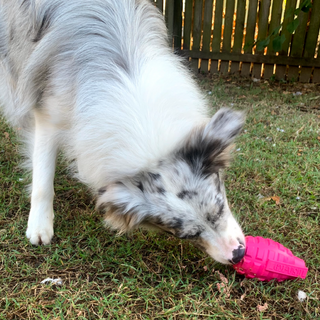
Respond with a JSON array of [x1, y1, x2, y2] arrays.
[[233, 236, 308, 282]]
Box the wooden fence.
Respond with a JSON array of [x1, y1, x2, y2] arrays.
[[151, 0, 320, 83]]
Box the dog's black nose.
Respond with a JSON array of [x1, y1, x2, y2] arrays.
[[231, 245, 246, 264]]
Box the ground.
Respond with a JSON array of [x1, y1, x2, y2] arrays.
[[0, 75, 319, 319]]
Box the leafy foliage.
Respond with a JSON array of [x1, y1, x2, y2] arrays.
[[245, 0, 312, 53]]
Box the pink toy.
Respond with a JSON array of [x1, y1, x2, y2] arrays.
[[233, 236, 308, 282]]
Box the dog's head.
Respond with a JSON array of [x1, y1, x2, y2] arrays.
[[97, 108, 246, 265]]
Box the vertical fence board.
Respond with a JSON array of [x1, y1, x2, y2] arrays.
[[264, 0, 283, 80], [220, 0, 236, 75], [287, 9, 310, 82], [230, 0, 246, 74], [300, 67, 313, 83], [275, 0, 298, 80], [313, 68, 320, 82], [241, 0, 258, 77], [165, 0, 175, 46], [200, 0, 214, 73], [252, 0, 271, 79], [173, 0, 183, 50], [211, 0, 224, 73], [191, 0, 203, 71], [183, 0, 193, 50], [156, 0, 163, 12], [301, 0, 320, 83]]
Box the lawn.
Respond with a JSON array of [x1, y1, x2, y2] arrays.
[[0, 75, 319, 319]]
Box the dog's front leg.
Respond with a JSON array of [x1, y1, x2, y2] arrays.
[[26, 110, 59, 245]]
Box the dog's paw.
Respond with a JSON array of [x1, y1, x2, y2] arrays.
[[26, 223, 53, 245]]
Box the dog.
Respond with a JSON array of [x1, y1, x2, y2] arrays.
[[0, 0, 245, 265]]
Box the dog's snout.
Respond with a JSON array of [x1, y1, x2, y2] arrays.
[[231, 244, 246, 264]]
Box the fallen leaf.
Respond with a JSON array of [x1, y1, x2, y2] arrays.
[[271, 196, 280, 205], [317, 136, 320, 141], [257, 303, 268, 312], [216, 271, 228, 284], [203, 266, 208, 272], [260, 196, 280, 205], [4, 132, 9, 139]]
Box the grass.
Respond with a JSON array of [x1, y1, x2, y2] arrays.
[[1, 75, 320, 319]]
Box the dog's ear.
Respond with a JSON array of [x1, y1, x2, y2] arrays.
[[96, 182, 145, 234], [179, 108, 245, 175], [203, 108, 244, 146]]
